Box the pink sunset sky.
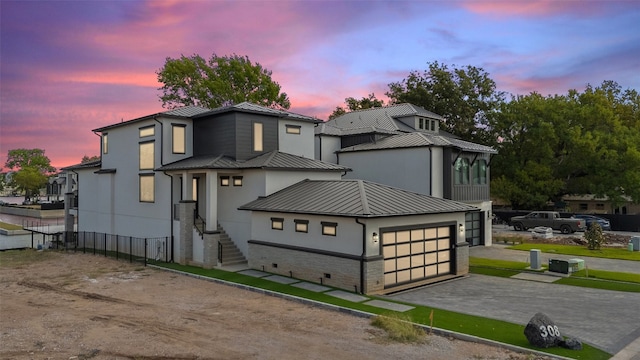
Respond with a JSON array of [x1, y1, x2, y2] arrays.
[[1, 0, 639, 171]]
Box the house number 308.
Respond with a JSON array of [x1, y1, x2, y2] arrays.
[[539, 325, 560, 338]]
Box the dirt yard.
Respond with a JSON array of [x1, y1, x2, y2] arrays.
[[0, 250, 546, 360]]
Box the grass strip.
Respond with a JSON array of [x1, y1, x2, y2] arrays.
[[555, 277, 640, 292], [0, 221, 23, 230], [154, 261, 610, 359], [507, 243, 640, 261]]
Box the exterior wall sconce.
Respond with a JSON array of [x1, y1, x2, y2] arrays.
[[459, 224, 465, 236], [372, 232, 379, 243]]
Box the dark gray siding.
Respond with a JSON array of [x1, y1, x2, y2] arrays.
[[444, 149, 491, 202], [193, 113, 237, 158], [235, 112, 279, 161]]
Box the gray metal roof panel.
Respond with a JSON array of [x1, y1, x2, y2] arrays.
[[337, 132, 449, 153], [444, 137, 498, 154], [239, 179, 478, 217], [162, 105, 211, 117], [61, 160, 101, 170], [157, 155, 240, 171], [194, 102, 318, 123], [239, 151, 350, 171]]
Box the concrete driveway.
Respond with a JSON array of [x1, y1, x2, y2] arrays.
[[387, 260, 640, 355]]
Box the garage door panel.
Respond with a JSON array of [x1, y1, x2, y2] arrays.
[[383, 225, 454, 290]]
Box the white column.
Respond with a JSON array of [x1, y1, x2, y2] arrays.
[[205, 170, 218, 232], [182, 171, 193, 200]]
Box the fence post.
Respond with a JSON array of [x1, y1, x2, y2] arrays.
[[144, 238, 148, 266], [129, 236, 133, 263], [104, 234, 107, 257], [116, 235, 119, 260]]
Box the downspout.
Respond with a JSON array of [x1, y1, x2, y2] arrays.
[[428, 147, 432, 195], [355, 218, 366, 294], [155, 116, 174, 262]]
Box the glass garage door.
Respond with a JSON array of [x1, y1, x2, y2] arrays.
[[383, 226, 452, 289]]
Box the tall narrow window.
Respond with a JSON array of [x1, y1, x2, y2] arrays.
[[454, 158, 469, 185], [473, 159, 487, 184], [172, 124, 186, 154], [253, 122, 263, 152], [139, 174, 155, 202], [102, 133, 108, 154], [139, 141, 155, 170]]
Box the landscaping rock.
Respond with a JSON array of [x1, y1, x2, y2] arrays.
[[559, 337, 583, 350], [524, 312, 562, 348]]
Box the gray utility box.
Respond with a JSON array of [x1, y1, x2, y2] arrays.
[[548, 259, 569, 274], [631, 236, 640, 252], [530, 249, 542, 270]]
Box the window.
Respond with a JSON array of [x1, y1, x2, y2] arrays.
[[286, 125, 301, 134], [473, 159, 487, 184], [454, 158, 469, 185], [579, 203, 588, 210], [596, 203, 605, 210], [253, 122, 263, 152], [220, 176, 230, 186], [139, 141, 154, 170], [172, 124, 186, 154], [139, 174, 155, 202], [430, 120, 435, 131], [233, 176, 243, 186], [322, 222, 337, 236], [418, 118, 425, 129], [102, 133, 108, 154], [139, 126, 154, 138], [271, 217, 284, 230], [295, 219, 309, 233]]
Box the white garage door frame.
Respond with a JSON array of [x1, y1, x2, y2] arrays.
[[381, 221, 456, 290]]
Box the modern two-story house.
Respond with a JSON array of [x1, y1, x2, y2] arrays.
[[64, 102, 484, 294], [315, 103, 497, 247]]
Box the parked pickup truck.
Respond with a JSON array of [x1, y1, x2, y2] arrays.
[[510, 211, 586, 234]]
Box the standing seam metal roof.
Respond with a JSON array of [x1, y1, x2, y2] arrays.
[[336, 132, 496, 154], [239, 179, 478, 217], [157, 151, 350, 172]]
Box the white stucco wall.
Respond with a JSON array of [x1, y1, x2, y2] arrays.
[[315, 135, 341, 163], [278, 120, 315, 158], [340, 147, 432, 195]]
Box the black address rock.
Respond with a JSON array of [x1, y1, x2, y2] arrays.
[[524, 312, 562, 348]]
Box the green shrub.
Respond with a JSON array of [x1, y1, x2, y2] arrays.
[[370, 313, 425, 343], [585, 223, 604, 250]]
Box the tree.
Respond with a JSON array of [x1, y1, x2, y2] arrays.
[[4, 149, 56, 201], [328, 93, 385, 120], [157, 53, 290, 110], [81, 155, 100, 163], [490, 81, 640, 209], [386, 61, 504, 144]]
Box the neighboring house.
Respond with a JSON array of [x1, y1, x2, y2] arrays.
[[315, 103, 497, 246], [63, 102, 483, 295], [561, 194, 640, 215]]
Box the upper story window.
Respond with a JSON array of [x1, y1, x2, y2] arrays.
[[454, 158, 470, 185], [418, 117, 426, 130], [286, 125, 301, 135], [139, 125, 154, 138], [102, 133, 108, 154], [253, 122, 263, 152], [139, 141, 155, 170], [220, 176, 230, 186], [430, 120, 436, 131], [172, 124, 186, 154], [472, 159, 487, 185], [233, 176, 243, 186]]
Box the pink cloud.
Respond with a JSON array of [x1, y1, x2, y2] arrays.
[[460, 0, 635, 18]]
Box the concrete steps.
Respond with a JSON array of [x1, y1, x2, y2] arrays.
[[217, 225, 246, 266]]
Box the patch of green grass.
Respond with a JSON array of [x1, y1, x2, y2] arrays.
[[571, 268, 640, 283], [154, 261, 610, 359], [555, 277, 640, 292], [469, 267, 520, 277], [0, 221, 23, 230], [508, 243, 640, 261], [469, 257, 530, 269], [370, 313, 425, 343]]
